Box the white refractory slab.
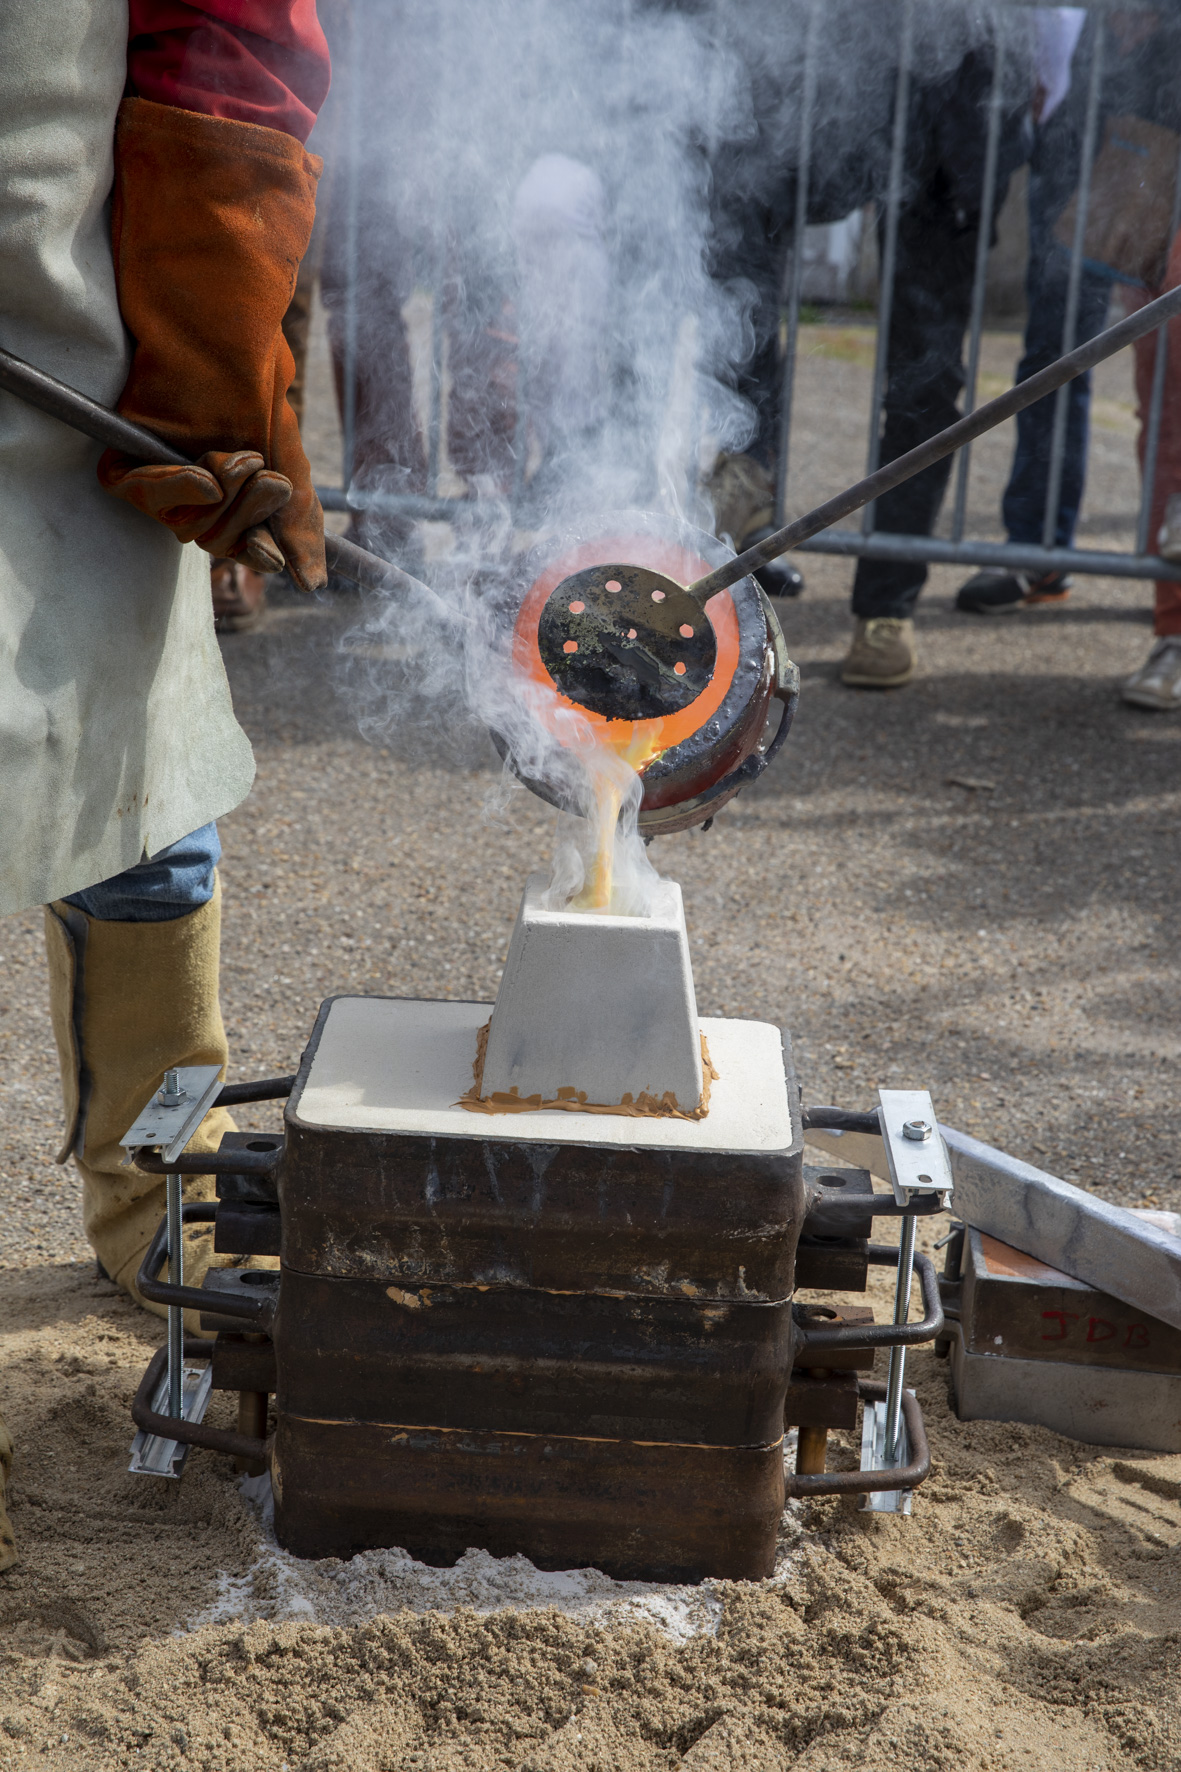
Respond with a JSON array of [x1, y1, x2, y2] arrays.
[[295, 998, 794, 1154], [479, 873, 704, 1113]]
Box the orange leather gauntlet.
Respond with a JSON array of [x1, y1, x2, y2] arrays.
[[98, 98, 326, 592]]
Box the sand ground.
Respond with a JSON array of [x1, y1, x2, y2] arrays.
[[0, 302, 1178, 1768]]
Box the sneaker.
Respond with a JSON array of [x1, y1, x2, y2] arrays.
[[955, 568, 1071, 614], [211, 558, 267, 632], [841, 617, 916, 688], [1158, 493, 1181, 563], [1121, 636, 1181, 710]]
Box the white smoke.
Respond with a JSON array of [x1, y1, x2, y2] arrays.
[[332, 0, 1031, 911]]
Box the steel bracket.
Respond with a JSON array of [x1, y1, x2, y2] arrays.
[[120, 1064, 224, 1165], [128, 1359, 213, 1479]]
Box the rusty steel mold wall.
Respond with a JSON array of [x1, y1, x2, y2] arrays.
[[266, 999, 806, 1574]]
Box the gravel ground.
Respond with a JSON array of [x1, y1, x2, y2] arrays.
[[1, 311, 1179, 1770]]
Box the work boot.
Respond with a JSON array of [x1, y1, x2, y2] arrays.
[[840, 617, 917, 688], [43, 877, 270, 1324], [955, 568, 1071, 614], [1121, 636, 1181, 710], [706, 452, 804, 599], [211, 558, 268, 632], [0, 1413, 15, 1572]]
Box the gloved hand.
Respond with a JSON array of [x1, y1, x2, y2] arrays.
[[98, 99, 326, 592]]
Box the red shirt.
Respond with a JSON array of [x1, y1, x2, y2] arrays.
[[127, 1, 331, 144]]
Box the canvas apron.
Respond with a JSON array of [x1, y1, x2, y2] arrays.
[[0, 0, 256, 916]]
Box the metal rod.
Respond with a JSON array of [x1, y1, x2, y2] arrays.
[[0, 347, 189, 466], [166, 1171, 183, 1419], [1135, 134, 1181, 553], [426, 246, 445, 499], [688, 278, 1181, 600], [0, 343, 450, 606], [884, 1211, 917, 1464], [793, 528, 1181, 582], [862, 0, 915, 533], [951, 7, 1008, 542], [340, 9, 362, 491], [795, 1424, 829, 1476], [774, 0, 820, 526], [1042, 18, 1104, 549]]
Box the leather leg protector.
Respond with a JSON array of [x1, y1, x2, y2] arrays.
[[43, 873, 255, 1319]]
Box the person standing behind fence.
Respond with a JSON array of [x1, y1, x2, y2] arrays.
[[954, 8, 1111, 616], [1102, 5, 1181, 710], [839, 33, 1030, 686]]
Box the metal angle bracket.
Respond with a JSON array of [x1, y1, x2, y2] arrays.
[[878, 1088, 955, 1209], [120, 1064, 223, 1164], [859, 1391, 915, 1515], [128, 1360, 214, 1479]]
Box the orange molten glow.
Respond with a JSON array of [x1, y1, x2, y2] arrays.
[[513, 535, 741, 911], [513, 534, 740, 759]]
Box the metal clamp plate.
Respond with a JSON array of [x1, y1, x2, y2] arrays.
[[120, 1064, 223, 1164], [878, 1089, 954, 1207], [128, 1360, 213, 1479], [859, 1392, 914, 1515]]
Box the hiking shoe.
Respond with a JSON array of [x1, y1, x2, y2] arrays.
[[955, 568, 1071, 614], [1122, 636, 1181, 710], [1158, 493, 1181, 563], [841, 617, 916, 688]]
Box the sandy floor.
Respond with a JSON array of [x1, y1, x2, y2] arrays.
[[1, 305, 1179, 1768]]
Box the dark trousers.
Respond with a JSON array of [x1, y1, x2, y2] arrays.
[[1001, 169, 1110, 550], [850, 206, 978, 619]]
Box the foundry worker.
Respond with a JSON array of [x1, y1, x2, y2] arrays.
[[0, 1, 331, 1568]]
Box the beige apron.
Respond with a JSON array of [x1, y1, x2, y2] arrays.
[[0, 0, 256, 917]]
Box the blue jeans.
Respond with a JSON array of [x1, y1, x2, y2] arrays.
[[63, 824, 221, 923], [1001, 168, 1111, 551]]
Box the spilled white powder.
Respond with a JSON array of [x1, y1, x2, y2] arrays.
[[187, 1472, 802, 1643]]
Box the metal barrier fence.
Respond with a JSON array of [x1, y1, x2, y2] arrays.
[[314, 0, 1181, 588]]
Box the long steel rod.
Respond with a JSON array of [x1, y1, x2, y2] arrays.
[[8, 275, 1181, 610], [1135, 135, 1181, 553], [166, 1171, 184, 1419], [862, 0, 915, 534], [688, 278, 1181, 600], [883, 1211, 917, 1465], [0, 345, 447, 606], [773, 0, 820, 527], [340, 9, 362, 490], [951, 7, 1008, 542], [1042, 19, 1104, 550]]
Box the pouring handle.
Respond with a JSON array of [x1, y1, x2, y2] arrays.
[[0, 343, 431, 601], [687, 279, 1181, 603]]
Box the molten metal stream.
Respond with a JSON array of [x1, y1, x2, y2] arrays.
[[575, 727, 663, 911], [515, 534, 740, 910]]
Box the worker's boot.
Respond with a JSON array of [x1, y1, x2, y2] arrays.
[[840, 617, 917, 688], [43, 876, 263, 1321], [211, 558, 268, 632], [0, 1413, 15, 1572], [705, 452, 804, 599]]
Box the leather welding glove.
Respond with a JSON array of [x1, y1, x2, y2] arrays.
[[97, 98, 327, 593]]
